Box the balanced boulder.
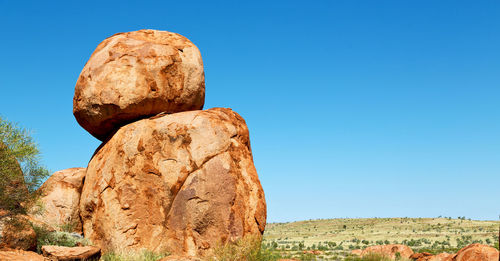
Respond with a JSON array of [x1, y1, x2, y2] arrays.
[[30, 168, 86, 233], [79, 108, 266, 256], [73, 29, 205, 141]]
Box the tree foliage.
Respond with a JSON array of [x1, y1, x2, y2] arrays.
[[0, 116, 49, 214]]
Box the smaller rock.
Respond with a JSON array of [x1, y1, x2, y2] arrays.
[[302, 250, 324, 255], [31, 168, 86, 233], [41, 245, 100, 261], [361, 244, 414, 259], [0, 249, 47, 261], [351, 249, 363, 256], [454, 243, 498, 261], [411, 252, 454, 261], [410, 252, 433, 260], [428, 253, 454, 261]]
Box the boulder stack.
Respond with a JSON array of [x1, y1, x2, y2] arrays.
[[71, 29, 266, 257]]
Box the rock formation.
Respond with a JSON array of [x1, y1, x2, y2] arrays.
[[30, 168, 86, 233], [453, 243, 499, 261], [73, 29, 205, 141], [70, 29, 266, 257], [79, 108, 266, 256]]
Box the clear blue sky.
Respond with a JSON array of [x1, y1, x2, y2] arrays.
[[0, 0, 499, 222]]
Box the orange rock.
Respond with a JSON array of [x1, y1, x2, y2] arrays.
[[428, 252, 454, 261], [30, 168, 86, 233], [361, 244, 414, 259], [351, 249, 363, 256], [454, 243, 499, 261], [0, 249, 46, 261], [73, 29, 205, 141], [410, 252, 454, 261], [79, 108, 266, 257], [41, 245, 100, 260]]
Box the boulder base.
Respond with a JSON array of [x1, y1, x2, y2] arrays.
[[80, 108, 266, 257]]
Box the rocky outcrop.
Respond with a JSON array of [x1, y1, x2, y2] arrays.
[[361, 244, 414, 259], [41, 245, 101, 260], [73, 29, 205, 141], [79, 108, 266, 256], [454, 243, 499, 261], [31, 168, 86, 233], [0, 214, 37, 251], [0, 249, 46, 261]]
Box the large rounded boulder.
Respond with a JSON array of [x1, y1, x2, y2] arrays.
[[454, 244, 499, 261], [79, 108, 266, 256], [73, 29, 205, 141]]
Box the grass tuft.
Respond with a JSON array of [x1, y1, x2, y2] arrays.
[[206, 235, 281, 261], [100, 250, 169, 261]]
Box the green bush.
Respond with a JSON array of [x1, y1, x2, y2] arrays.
[[0, 116, 49, 214], [32, 225, 89, 253]]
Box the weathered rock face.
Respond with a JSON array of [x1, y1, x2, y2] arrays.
[[80, 108, 266, 256], [73, 29, 205, 141], [454, 244, 499, 261], [361, 244, 414, 259], [0, 214, 37, 251], [31, 168, 86, 233]]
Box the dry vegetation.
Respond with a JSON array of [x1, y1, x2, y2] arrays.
[[262, 217, 499, 260]]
